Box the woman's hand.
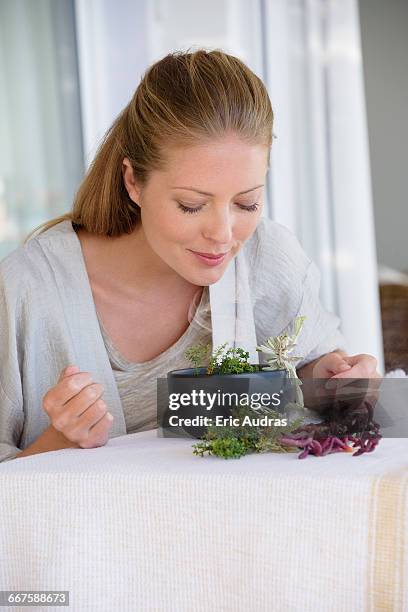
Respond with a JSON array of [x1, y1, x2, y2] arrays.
[[312, 351, 381, 380], [42, 365, 114, 449], [310, 351, 381, 415]]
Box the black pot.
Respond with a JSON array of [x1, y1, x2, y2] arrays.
[[161, 365, 294, 439]]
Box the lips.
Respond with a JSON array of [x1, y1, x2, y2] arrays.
[[191, 250, 229, 259], [188, 249, 230, 267]]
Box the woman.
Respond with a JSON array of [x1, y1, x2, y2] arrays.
[[0, 49, 379, 463]]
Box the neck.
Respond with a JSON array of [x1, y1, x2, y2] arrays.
[[77, 225, 199, 296]]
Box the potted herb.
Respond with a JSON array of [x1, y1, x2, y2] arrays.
[[164, 317, 307, 439], [161, 314, 382, 459]]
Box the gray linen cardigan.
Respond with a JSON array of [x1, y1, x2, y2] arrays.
[[0, 217, 347, 462]]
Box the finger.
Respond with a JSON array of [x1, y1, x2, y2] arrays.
[[323, 352, 352, 375], [331, 364, 366, 379], [325, 368, 364, 390], [341, 354, 378, 371], [52, 389, 105, 435], [44, 372, 94, 412], [90, 410, 114, 431], [330, 355, 377, 380], [325, 363, 375, 392], [64, 383, 105, 419], [58, 365, 80, 382], [78, 412, 114, 449], [76, 398, 109, 429]]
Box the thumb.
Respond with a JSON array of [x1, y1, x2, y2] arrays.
[[326, 353, 352, 375], [59, 364, 80, 381]]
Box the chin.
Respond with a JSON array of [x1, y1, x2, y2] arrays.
[[184, 267, 226, 286], [175, 251, 235, 285]]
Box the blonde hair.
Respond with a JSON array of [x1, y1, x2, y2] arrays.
[[24, 48, 274, 243]]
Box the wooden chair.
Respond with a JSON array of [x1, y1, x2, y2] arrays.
[[379, 283, 408, 373]]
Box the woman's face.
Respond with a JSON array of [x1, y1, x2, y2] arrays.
[[123, 133, 269, 286]]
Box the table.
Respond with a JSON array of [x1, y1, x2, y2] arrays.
[[1, 430, 408, 611]]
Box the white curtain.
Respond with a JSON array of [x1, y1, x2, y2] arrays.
[[0, 0, 83, 260], [262, 0, 384, 370]]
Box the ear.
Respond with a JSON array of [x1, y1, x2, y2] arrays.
[[122, 157, 142, 204]]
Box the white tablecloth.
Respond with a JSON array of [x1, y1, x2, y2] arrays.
[[1, 430, 408, 611]]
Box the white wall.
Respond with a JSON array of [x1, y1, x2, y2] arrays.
[[359, 0, 408, 273]]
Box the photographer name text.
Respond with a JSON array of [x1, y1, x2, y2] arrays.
[[167, 414, 288, 427]]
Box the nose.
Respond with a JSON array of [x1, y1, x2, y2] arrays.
[[202, 206, 233, 245]]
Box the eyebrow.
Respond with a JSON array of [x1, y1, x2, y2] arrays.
[[170, 184, 264, 196]]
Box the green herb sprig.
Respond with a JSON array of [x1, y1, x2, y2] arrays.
[[207, 343, 256, 375], [192, 403, 305, 459], [184, 342, 212, 375], [184, 342, 256, 376]]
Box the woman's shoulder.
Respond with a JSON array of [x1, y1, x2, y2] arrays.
[[0, 239, 38, 295], [0, 220, 75, 300]]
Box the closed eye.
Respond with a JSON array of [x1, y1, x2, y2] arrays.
[[237, 203, 260, 212], [177, 201, 261, 214]]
